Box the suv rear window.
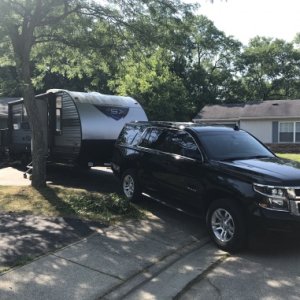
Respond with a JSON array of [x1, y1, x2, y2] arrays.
[[117, 124, 146, 146]]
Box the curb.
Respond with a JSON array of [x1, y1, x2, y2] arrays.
[[100, 237, 211, 299]]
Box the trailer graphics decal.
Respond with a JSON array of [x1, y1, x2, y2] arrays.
[[95, 106, 129, 121]]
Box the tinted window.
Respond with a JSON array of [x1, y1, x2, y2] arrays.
[[160, 131, 201, 159], [178, 132, 202, 160], [139, 128, 164, 148], [143, 129, 202, 159], [118, 124, 146, 145], [198, 130, 274, 161], [154, 130, 182, 154]]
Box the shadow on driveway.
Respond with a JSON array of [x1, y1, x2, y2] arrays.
[[0, 212, 106, 270]]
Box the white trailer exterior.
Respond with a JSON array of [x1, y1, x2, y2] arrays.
[[8, 89, 147, 166]]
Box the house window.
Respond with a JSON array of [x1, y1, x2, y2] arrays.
[[296, 122, 300, 142], [279, 122, 300, 143]]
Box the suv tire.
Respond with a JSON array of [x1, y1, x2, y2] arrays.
[[121, 169, 141, 203], [206, 199, 247, 252]]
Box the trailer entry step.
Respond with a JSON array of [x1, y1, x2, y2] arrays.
[[23, 161, 33, 180]]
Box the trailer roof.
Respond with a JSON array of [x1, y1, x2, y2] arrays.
[[0, 97, 21, 117], [46, 89, 141, 108]]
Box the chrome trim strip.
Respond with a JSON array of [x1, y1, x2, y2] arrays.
[[254, 183, 300, 190], [253, 183, 300, 200], [253, 184, 287, 200], [258, 203, 290, 213], [290, 200, 300, 216]]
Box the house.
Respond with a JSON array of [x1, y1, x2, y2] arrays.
[[0, 97, 21, 129], [193, 100, 300, 153]]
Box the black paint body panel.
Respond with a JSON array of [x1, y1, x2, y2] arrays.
[[112, 122, 300, 228]]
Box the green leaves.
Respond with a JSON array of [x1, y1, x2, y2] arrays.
[[110, 48, 192, 120], [1, 0, 300, 118], [239, 37, 300, 100]]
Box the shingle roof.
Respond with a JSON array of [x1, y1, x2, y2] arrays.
[[193, 100, 300, 121], [0, 97, 20, 117]]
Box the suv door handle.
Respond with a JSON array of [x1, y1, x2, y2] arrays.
[[187, 186, 197, 192]]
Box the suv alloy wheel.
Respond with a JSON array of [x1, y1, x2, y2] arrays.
[[207, 199, 247, 252], [121, 169, 141, 202]]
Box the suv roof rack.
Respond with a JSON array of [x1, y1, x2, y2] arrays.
[[130, 121, 194, 129], [130, 121, 237, 130]]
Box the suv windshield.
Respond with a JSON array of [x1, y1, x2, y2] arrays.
[[197, 130, 274, 161]]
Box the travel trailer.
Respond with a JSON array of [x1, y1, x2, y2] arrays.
[[6, 89, 147, 167]]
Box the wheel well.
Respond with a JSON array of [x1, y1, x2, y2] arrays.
[[203, 190, 247, 217], [120, 161, 138, 176]]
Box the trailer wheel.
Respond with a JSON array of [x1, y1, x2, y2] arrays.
[[121, 169, 141, 203]]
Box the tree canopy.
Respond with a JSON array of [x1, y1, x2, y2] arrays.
[[0, 0, 300, 186]]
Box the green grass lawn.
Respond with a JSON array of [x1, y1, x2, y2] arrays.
[[0, 186, 144, 224], [2, 154, 300, 223], [276, 153, 300, 162], [0, 185, 147, 274]]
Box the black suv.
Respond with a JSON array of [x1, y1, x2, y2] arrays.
[[112, 121, 300, 251]]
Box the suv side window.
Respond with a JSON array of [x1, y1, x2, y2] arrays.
[[155, 130, 181, 154], [118, 124, 146, 146], [157, 130, 202, 160], [139, 127, 164, 148], [140, 128, 202, 160], [178, 132, 202, 160]]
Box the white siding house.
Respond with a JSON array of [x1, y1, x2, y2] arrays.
[[193, 100, 300, 152], [239, 120, 272, 143]]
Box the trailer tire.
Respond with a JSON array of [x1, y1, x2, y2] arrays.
[[121, 169, 141, 203]]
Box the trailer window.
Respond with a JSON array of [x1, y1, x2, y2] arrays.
[[12, 104, 28, 130], [56, 96, 62, 133]]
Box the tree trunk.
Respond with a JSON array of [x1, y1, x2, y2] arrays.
[[17, 48, 47, 188], [23, 84, 47, 188]]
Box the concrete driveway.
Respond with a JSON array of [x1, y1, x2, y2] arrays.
[[1, 165, 300, 299], [179, 230, 300, 299], [0, 167, 30, 186]]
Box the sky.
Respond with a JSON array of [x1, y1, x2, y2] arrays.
[[192, 0, 300, 45]]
